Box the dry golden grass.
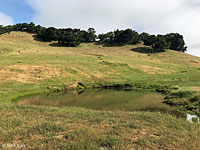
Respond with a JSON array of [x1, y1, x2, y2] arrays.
[[135, 65, 175, 74], [0, 64, 70, 83], [192, 86, 200, 92]]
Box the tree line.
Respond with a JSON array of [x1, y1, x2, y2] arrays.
[[0, 22, 187, 52]]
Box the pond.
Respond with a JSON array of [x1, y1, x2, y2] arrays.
[[18, 90, 181, 116]]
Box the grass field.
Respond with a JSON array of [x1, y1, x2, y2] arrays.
[[0, 31, 200, 149]]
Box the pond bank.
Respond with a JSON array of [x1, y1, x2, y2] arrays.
[[10, 81, 200, 117]]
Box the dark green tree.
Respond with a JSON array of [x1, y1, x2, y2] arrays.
[[27, 22, 36, 33], [153, 36, 169, 52], [0, 22, 188, 49], [140, 32, 150, 42], [144, 35, 169, 52], [164, 33, 187, 52], [0, 25, 6, 34], [98, 31, 114, 42], [114, 29, 131, 43], [131, 30, 140, 44], [5, 25, 15, 33], [88, 28, 96, 42], [114, 29, 140, 44], [80, 28, 96, 43], [21, 23, 29, 31], [144, 35, 156, 47], [59, 28, 82, 47], [14, 23, 23, 31], [37, 27, 57, 42], [98, 33, 107, 42], [35, 25, 43, 33], [81, 28, 96, 42]]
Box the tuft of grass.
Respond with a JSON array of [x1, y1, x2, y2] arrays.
[[100, 136, 122, 148]]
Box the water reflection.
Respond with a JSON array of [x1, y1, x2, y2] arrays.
[[18, 90, 181, 116]]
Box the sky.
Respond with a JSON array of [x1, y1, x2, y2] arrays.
[[0, 0, 199, 57]]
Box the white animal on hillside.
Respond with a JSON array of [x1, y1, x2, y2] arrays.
[[186, 113, 200, 123]]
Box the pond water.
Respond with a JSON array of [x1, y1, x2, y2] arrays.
[[18, 90, 180, 115]]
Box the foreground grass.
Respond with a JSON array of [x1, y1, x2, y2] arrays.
[[0, 32, 200, 149], [0, 104, 200, 150]]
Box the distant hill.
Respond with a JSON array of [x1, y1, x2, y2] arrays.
[[0, 31, 199, 88]]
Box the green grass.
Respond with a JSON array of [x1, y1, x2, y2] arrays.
[[0, 105, 199, 150], [0, 32, 200, 102], [0, 31, 200, 149]]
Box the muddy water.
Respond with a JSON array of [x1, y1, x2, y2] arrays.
[[18, 90, 179, 115]]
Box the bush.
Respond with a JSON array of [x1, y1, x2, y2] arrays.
[[167, 91, 193, 99], [100, 136, 121, 148], [156, 87, 171, 94], [190, 96, 200, 102]]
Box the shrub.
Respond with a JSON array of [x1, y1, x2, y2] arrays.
[[168, 91, 193, 98], [190, 96, 200, 102], [100, 136, 121, 148]]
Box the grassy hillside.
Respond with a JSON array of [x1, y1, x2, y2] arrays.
[[0, 32, 199, 102], [0, 32, 200, 149]]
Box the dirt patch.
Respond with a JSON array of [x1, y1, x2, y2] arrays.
[[70, 67, 91, 78], [92, 71, 105, 79], [192, 87, 200, 92], [138, 65, 174, 74], [0, 64, 69, 83], [190, 60, 200, 67], [70, 67, 105, 79]]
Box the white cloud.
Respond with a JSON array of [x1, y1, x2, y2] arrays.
[[0, 12, 13, 26], [26, 0, 200, 56]]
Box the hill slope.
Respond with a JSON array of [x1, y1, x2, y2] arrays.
[[0, 32, 200, 102], [0, 32, 200, 149]]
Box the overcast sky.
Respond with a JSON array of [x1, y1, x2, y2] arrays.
[[0, 0, 199, 56]]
